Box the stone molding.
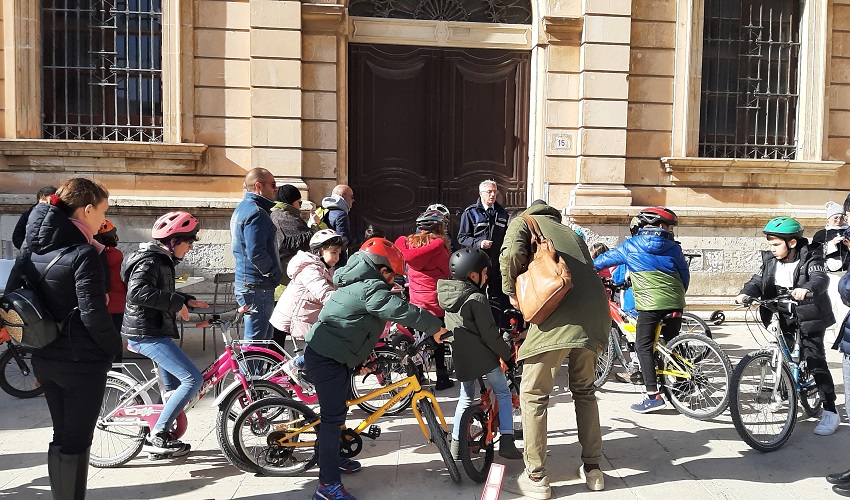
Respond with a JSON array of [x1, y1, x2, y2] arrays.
[[541, 16, 583, 44], [661, 157, 844, 186], [348, 17, 533, 49], [302, 3, 346, 34], [0, 139, 207, 173], [564, 205, 829, 228]]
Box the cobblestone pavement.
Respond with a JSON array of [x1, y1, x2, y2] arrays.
[[1, 321, 848, 499]]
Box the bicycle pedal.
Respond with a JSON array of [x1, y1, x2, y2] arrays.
[[365, 425, 381, 440]]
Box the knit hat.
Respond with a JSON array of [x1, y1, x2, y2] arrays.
[[276, 184, 302, 205], [826, 201, 844, 219]]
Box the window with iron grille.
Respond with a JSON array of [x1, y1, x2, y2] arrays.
[[699, 0, 800, 159], [42, 0, 164, 142]]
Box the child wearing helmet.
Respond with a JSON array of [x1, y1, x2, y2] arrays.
[[437, 247, 522, 461], [736, 217, 839, 436], [395, 209, 455, 390], [593, 206, 690, 414], [121, 211, 210, 457], [304, 237, 449, 500], [94, 219, 127, 337]]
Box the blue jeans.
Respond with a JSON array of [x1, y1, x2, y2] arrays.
[[236, 289, 276, 341], [127, 337, 203, 433], [304, 345, 350, 486], [452, 365, 513, 441]]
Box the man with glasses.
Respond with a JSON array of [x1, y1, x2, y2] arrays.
[[458, 180, 510, 323], [231, 168, 284, 341], [319, 184, 356, 267]]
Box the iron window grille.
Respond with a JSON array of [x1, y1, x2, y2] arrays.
[[699, 0, 800, 159], [42, 0, 164, 142], [349, 0, 532, 24]]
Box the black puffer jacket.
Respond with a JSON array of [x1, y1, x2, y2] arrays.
[[7, 203, 120, 364], [811, 227, 850, 272], [121, 242, 193, 339], [740, 242, 836, 334], [270, 202, 312, 286]]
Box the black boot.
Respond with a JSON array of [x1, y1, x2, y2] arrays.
[[835, 483, 850, 497], [498, 434, 523, 459], [828, 468, 850, 484], [58, 447, 89, 500], [47, 444, 61, 500]]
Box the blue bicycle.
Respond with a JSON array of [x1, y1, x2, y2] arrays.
[[729, 295, 823, 452]]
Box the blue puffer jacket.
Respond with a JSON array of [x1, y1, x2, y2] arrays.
[[230, 193, 283, 292], [593, 228, 690, 311], [833, 271, 850, 353]]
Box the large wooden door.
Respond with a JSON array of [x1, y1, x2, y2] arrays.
[[348, 44, 529, 240]]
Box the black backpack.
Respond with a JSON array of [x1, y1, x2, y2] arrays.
[[0, 246, 78, 349]]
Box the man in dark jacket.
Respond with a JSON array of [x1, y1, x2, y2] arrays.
[[735, 217, 839, 436], [12, 186, 57, 250], [319, 184, 355, 267], [458, 180, 510, 320], [231, 168, 283, 341], [270, 184, 318, 288]]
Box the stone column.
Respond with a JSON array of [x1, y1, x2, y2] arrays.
[[2, 0, 41, 139]]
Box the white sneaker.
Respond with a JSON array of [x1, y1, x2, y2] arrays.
[[814, 410, 841, 436]]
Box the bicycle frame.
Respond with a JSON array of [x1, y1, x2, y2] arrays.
[[748, 301, 806, 396]]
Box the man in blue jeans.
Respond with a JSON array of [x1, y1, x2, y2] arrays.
[[231, 168, 284, 341]]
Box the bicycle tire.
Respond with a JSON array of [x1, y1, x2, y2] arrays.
[[232, 396, 319, 476], [799, 366, 823, 418], [214, 351, 285, 399], [593, 324, 617, 388], [730, 351, 797, 452], [216, 380, 291, 473], [0, 346, 43, 398], [458, 405, 494, 483], [349, 348, 412, 415], [418, 399, 462, 484], [90, 377, 146, 467], [680, 312, 712, 338], [661, 333, 732, 420]]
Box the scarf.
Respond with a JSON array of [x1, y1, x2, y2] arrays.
[[70, 217, 105, 254]]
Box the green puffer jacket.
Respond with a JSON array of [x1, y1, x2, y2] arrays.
[[499, 203, 610, 360], [437, 279, 511, 382], [306, 252, 443, 368]]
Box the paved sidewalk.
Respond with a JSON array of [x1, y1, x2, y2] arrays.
[[1, 321, 849, 499]]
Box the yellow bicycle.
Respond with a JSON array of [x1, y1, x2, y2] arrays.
[[231, 337, 462, 482]]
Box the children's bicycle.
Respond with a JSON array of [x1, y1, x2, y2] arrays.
[[0, 324, 42, 398], [90, 312, 310, 471], [230, 336, 463, 483], [729, 296, 823, 452]]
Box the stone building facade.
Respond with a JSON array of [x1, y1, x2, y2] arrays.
[[0, 0, 848, 307]]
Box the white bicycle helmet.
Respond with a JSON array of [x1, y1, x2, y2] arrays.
[[427, 203, 451, 219], [310, 229, 344, 251]]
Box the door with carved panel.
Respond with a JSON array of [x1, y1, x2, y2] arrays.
[[348, 43, 530, 241]]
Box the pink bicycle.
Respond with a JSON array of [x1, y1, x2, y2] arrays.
[[90, 312, 315, 471]]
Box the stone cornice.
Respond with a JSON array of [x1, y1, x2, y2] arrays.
[[302, 3, 346, 34], [542, 16, 583, 44], [563, 205, 829, 227], [661, 156, 844, 175]]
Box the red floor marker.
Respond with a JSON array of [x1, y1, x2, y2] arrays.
[[480, 462, 506, 500]]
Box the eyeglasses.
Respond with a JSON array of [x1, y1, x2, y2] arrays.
[[480, 190, 497, 195]]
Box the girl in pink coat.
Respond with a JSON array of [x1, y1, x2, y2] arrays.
[[395, 210, 454, 389]]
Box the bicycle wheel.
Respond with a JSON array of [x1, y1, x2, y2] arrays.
[[418, 399, 462, 484], [90, 377, 146, 467], [593, 325, 616, 388], [214, 351, 285, 398], [730, 351, 797, 452], [680, 312, 712, 338], [232, 396, 319, 476], [350, 348, 412, 415], [458, 405, 494, 483], [216, 380, 291, 472], [661, 333, 732, 420], [799, 365, 823, 418], [0, 346, 43, 398]]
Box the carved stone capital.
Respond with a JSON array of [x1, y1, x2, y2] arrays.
[[302, 3, 347, 35], [542, 16, 583, 45]]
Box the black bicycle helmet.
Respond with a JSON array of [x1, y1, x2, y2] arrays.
[[416, 210, 447, 232], [449, 248, 490, 280]]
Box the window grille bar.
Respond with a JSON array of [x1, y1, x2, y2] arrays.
[[699, 0, 800, 159], [42, 0, 163, 142]]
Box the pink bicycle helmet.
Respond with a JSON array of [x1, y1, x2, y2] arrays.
[[152, 211, 199, 240]]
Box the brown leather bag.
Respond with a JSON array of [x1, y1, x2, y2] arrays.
[[515, 215, 573, 324]]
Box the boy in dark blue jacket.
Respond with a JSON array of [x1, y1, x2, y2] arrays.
[[593, 207, 689, 414]]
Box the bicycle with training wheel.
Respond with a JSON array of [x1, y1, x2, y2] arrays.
[[90, 312, 312, 471], [0, 323, 42, 398], [230, 335, 463, 483], [729, 295, 824, 452]]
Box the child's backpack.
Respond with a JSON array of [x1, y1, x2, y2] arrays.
[[0, 246, 78, 349]]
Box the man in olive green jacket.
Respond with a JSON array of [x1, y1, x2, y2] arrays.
[[499, 202, 610, 499]]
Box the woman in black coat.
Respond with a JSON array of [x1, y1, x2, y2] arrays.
[[8, 178, 120, 500]]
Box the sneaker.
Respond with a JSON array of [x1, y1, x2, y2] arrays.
[[338, 457, 362, 474], [503, 472, 551, 499], [815, 410, 841, 436], [630, 394, 667, 414], [314, 482, 356, 500], [142, 431, 191, 457], [630, 371, 644, 385], [450, 439, 460, 460], [578, 465, 605, 491], [435, 377, 455, 391]]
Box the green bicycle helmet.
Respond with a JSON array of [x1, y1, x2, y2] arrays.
[[762, 217, 804, 240]]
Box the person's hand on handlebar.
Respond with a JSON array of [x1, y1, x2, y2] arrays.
[[433, 328, 450, 343], [734, 294, 752, 305], [790, 287, 809, 301], [188, 299, 208, 309]]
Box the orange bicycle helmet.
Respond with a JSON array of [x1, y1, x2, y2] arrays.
[[98, 219, 116, 235], [360, 237, 406, 275]]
